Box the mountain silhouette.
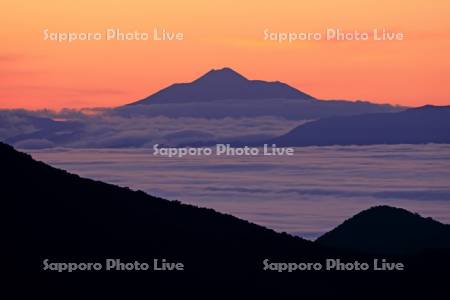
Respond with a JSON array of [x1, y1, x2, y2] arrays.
[[5, 140, 322, 269], [6, 142, 450, 297], [116, 67, 402, 120], [270, 105, 450, 146], [128, 67, 315, 105], [316, 206, 450, 255]]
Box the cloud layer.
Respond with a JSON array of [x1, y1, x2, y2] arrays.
[[28, 144, 450, 240], [0, 108, 302, 148]]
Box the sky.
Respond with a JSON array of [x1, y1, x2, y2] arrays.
[[1, 0, 449, 109]]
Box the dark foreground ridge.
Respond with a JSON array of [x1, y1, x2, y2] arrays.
[[6, 142, 449, 298], [271, 105, 450, 146], [317, 206, 450, 255]]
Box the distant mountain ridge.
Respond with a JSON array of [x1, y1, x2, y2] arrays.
[[117, 67, 402, 120], [270, 105, 450, 146], [128, 67, 315, 105]]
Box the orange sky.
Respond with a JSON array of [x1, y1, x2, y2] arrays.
[[1, 0, 449, 109]]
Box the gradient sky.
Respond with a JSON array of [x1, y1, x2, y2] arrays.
[[1, 0, 449, 109]]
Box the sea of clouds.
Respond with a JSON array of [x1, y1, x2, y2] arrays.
[[0, 108, 303, 148], [28, 144, 450, 239]]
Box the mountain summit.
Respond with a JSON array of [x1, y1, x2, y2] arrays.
[[194, 67, 248, 85], [316, 205, 450, 254], [128, 67, 315, 105]]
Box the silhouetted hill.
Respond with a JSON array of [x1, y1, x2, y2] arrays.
[[316, 206, 450, 255], [271, 105, 450, 146], [128, 67, 315, 105]]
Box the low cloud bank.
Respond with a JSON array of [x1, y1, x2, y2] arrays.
[[0, 109, 302, 148]]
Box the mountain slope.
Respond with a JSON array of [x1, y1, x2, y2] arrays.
[[316, 206, 450, 254], [271, 105, 450, 146], [6, 142, 450, 297], [117, 67, 402, 120], [128, 67, 315, 105], [5, 142, 323, 266]]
